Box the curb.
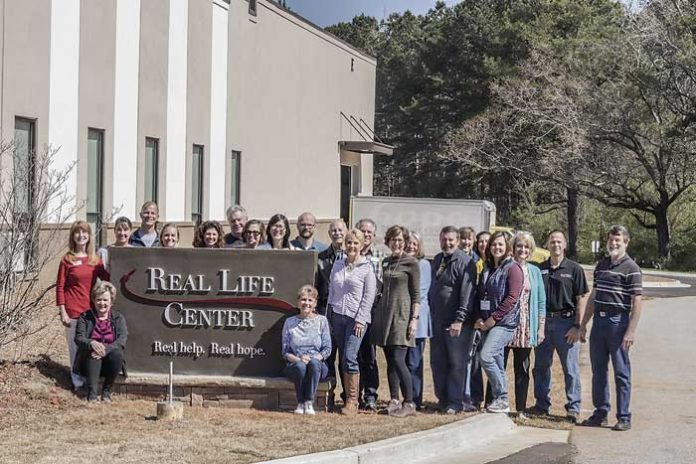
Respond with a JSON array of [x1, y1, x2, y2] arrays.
[[259, 414, 517, 464]]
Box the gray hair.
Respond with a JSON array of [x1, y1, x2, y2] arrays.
[[355, 218, 376, 230], [91, 280, 117, 303], [225, 205, 248, 221]]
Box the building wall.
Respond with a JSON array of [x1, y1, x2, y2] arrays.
[[78, 0, 117, 218], [226, 0, 376, 222], [0, 0, 377, 229], [1, 0, 51, 188]]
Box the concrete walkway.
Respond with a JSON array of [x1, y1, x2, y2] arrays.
[[571, 296, 696, 463]]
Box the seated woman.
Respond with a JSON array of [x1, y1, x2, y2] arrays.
[[74, 281, 128, 402], [281, 285, 331, 415], [159, 223, 180, 248], [241, 219, 271, 249], [97, 216, 132, 271], [266, 213, 295, 250], [192, 220, 225, 248]]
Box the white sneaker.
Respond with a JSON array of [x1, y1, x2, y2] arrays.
[[304, 401, 316, 416], [293, 403, 305, 415], [486, 398, 510, 414]]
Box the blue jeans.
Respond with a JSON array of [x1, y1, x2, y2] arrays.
[[406, 338, 426, 408], [590, 312, 632, 421], [332, 312, 365, 374], [479, 326, 515, 402], [285, 359, 328, 403], [430, 325, 476, 410], [533, 317, 582, 413]]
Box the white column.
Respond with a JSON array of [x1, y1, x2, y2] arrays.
[[112, 0, 141, 220], [164, 0, 189, 221], [48, 0, 80, 223], [209, 0, 229, 221]]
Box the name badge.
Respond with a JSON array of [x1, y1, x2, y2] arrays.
[[541, 269, 549, 275], [480, 300, 491, 312]]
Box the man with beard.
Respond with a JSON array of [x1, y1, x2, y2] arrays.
[[224, 205, 248, 247], [291, 212, 328, 252], [429, 226, 478, 414], [580, 225, 643, 432]]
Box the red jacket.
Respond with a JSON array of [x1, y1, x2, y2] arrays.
[[55, 256, 110, 319]]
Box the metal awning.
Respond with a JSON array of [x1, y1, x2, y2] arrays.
[[339, 141, 394, 156]]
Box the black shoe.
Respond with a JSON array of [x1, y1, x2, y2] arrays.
[[461, 402, 478, 413], [87, 393, 99, 403], [526, 405, 550, 417], [566, 411, 579, 424], [364, 398, 377, 412], [102, 388, 112, 403], [612, 420, 631, 431], [581, 414, 608, 427]]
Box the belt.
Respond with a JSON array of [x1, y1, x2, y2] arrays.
[[546, 310, 575, 319], [597, 310, 628, 318]]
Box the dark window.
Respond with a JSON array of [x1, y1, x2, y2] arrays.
[[87, 128, 104, 246], [340, 165, 352, 224], [249, 0, 257, 16], [13, 117, 37, 270], [229, 151, 241, 207], [144, 137, 159, 203], [191, 145, 204, 224], [14, 118, 36, 221]]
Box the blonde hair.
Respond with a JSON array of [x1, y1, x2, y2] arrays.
[[344, 228, 365, 247], [512, 231, 537, 255], [91, 280, 117, 303], [408, 231, 426, 259], [64, 221, 99, 265], [296, 284, 318, 301]]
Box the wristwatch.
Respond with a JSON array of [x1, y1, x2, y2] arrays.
[[573, 323, 581, 329]]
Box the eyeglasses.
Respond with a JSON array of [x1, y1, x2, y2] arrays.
[[245, 230, 261, 236]]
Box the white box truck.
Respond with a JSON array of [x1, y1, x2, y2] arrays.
[[350, 196, 496, 257]]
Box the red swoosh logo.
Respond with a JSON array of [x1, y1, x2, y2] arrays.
[[119, 269, 295, 312]]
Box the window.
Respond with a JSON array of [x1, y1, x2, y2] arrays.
[[249, 0, 257, 16], [87, 129, 104, 246], [13, 117, 37, 271], [229, 151, 241, 207], [191, 145, 204, 224], [14, 118, 36, 221], [144, 137, 159, 203]]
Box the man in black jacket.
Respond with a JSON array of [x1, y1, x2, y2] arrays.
[[315, 219, 346, 408], [429, 225, 478, 414]]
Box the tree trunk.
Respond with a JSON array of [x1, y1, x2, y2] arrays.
[[566, 187, 579, 260], [654, 204, 671, 261]]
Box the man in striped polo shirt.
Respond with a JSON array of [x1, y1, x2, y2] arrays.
[[580, 225, 643, 431]]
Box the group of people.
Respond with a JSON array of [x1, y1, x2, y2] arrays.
[[285, 220, 642, 432], [55, 201, 642, 432]]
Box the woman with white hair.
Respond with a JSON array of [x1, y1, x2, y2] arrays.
[[74, 281, 128, 403]]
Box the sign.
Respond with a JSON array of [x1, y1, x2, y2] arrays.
[[109, 247, 316, 377]]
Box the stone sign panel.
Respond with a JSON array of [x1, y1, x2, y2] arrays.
[[109, 247, 316, 377]]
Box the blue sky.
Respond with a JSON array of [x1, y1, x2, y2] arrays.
[[284, 0, 461, 27]]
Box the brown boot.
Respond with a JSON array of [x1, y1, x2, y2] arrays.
[[341, 373, 360, 415]]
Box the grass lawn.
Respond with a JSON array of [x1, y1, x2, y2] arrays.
[[0, 311, 574, 463]]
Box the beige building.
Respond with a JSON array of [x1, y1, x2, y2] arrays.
[[1, 0, 390, 250]]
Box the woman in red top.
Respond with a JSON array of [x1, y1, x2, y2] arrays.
[[56, 221, 110, 391]]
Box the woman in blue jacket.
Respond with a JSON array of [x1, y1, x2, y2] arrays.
[[405, 231, 432, 410], [505, 231, 546, 417]]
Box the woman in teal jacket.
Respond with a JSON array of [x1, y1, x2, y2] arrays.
[[505, 231, 546, 416]]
